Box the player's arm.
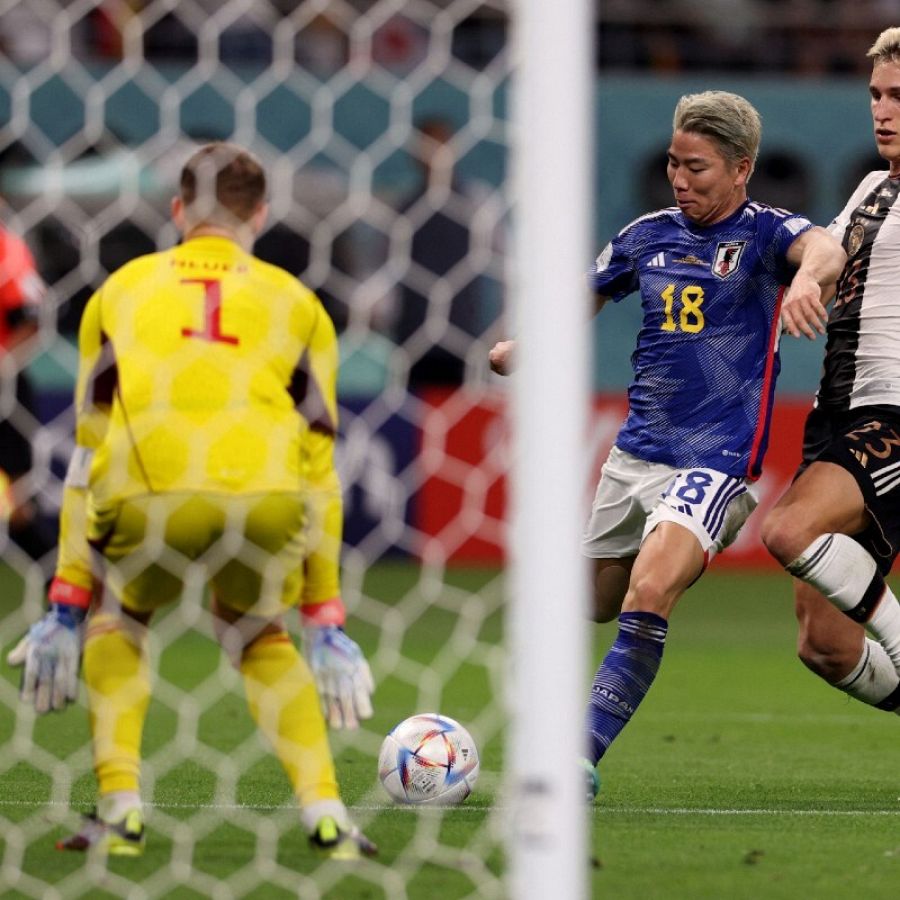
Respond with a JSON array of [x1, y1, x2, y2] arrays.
[[299, 425, 375, 730], [300, 426, 344, 626], [781, 226, 847, 340], [297, 302, 374, 729], [489, 293, 609, 376], [18, 291, 110, 713], [297, 301, 343, 625], [55, 289, 112, 599]]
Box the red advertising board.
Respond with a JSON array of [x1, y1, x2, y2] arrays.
[[417, 388, 811, 569]]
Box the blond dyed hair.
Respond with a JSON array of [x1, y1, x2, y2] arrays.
[[868, 28, 900, 66], [672, 91, 762, 176]]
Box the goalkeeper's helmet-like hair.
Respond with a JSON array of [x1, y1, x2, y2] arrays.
[[179, 142, 266, 228], [672, 91, 762, 179], [868, 28, 900, 66]]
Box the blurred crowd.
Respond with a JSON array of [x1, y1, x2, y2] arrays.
[[599, 0, 900, 75], [1, 1, 897, 75], [0, 1, 506, 73]]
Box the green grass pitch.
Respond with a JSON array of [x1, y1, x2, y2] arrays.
[[1, 562, 899, 898]]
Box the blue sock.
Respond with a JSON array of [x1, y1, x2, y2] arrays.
[[585, 611, 668, 765]]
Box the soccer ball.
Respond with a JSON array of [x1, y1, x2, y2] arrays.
[[378, 713, 480, 805]]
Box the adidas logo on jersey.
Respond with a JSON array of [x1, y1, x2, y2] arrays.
[[646, 252, 666, 268]]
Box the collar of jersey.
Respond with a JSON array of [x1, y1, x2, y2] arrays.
[[180, 235, 244, 253], [681, 199, 750, 233]]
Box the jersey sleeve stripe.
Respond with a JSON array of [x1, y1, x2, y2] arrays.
[[746, 285, 786, 478]]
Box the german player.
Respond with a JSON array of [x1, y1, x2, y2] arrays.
[[17, 142, 376, 858], [491, 91, 846, 795], [762, 29, 900, 714]]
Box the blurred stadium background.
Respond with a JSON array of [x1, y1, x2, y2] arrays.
[[1, 0, 893, 574], [1, 1, 900, 898]]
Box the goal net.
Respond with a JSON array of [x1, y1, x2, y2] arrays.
[[0, 1, 524, 897]]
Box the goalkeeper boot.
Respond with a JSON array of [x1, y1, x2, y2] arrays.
[[581, 758, 601, 802], [309, 815, 378, 861], [56, 807, 145, 857]]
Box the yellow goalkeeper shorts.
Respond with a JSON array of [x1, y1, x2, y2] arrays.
[[87, 492, 306, 617]]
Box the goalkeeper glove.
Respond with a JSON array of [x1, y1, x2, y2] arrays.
[[302, 625, 374, 730], [20, 603, 87, 714]]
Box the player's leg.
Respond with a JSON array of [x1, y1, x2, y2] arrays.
[[592, 557, 635, 622], [793, 578, 865, 681], [763, 459, 871, 676], [583, 447, 669, 623], [585, 467, 756, 768], [582, 556, 635, 797], [793, 579, 900, 709], [585, 521, 703, 766], [579, 448, 667, 794], [61, 495, 198, 854], [582, 452, 700, 775], [763, 453, 900, 695], [212, 493, 375, 858], [67, 604, 152, 854]]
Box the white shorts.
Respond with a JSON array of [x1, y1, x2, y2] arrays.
[[581, 445, 758, 561]]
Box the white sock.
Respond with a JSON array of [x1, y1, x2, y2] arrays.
[[867, 592, 900, 671], [97, 790, 142, 823], [788, 534, 900, 671], [835, 639, 900, 710]]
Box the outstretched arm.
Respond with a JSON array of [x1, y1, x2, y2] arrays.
[[781, 226, 847, 340], [489, 294, 608, 376], [297, 307, 374, 730], [17, 291, 109, 712]]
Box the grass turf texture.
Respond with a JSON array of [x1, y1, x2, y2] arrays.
[[1, 562, 899, 898]]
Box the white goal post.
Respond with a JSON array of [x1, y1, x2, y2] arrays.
[[508, 1, 593, 898]]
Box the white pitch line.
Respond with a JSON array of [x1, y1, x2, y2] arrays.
[[0, 799, 492, 813], [1, 799, 899, 817], [598, 807, 900, 817]]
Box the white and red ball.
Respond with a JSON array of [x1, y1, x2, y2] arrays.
[[378, 713, 480, 805]]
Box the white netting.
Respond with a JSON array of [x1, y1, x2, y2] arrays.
[[0, 1, 511, 896]]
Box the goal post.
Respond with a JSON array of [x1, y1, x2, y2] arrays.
[[508, 0, 593, 898]]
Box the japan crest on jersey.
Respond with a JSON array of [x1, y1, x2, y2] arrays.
[[712, 240, 746, 279]]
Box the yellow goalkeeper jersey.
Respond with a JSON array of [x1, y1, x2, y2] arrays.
[[75, 235, 338, 505]]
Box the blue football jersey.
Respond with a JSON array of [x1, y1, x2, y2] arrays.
[[590, 200, 812, 478]]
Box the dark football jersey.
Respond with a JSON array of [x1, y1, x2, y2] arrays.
[[590, 200, 812, 478]]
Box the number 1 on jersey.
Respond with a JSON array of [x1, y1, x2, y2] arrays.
[[181, 278, 240, 346]]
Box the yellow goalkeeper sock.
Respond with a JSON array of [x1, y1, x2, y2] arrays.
[[240, 632, 341, 807], [83, 612, 150, 796]]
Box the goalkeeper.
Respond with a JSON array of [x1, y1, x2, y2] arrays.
[[14, 142, 376, 859]]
